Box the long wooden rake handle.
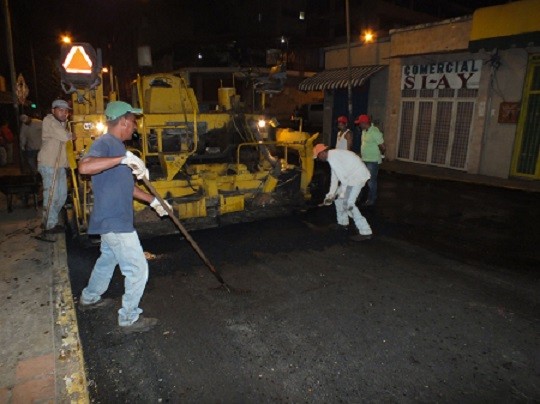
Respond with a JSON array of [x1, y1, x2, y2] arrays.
[[141, 177, 227, 288]]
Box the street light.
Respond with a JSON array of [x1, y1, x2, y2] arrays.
[[363, 30, 375, 43], [61, 35, 72, 44], [279, 36, 289, 65]]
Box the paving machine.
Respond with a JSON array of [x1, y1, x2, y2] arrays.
[[60, 43, 318, 237]]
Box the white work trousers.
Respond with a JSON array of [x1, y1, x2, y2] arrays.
[[334, 184, 372, 235]]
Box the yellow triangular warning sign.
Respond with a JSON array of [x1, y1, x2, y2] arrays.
[[62, 46, 93, 74]]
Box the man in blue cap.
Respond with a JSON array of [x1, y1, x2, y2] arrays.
[[78, 101, 171, 333]]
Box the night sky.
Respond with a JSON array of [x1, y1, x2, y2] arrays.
[[1, 0, 509, 114], [2, 0, 202, 110]]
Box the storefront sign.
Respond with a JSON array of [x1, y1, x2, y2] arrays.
[[401, 60, 482, 90]]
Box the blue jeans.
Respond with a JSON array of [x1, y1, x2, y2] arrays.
[[81, 232, 149, 326], [364, 162, 379, 204], [335, 185, 372, 235], [38, 165, 67, 229]]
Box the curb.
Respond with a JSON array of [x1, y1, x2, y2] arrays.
[[52, 234, 90, 403], [380, 164, 540, 193]]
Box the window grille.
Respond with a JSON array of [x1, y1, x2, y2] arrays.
[[397, 86, 477, 169]]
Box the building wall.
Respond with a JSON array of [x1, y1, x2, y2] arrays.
[[385, 18, 473, 164], [477, 48, 535, 178], [322, 11, 538, 180], [390, 17, 472, 57], [390, 51, 485, 170], [367, 68, 388, 132], [384, 57, 402, 161], [325, 41, 390, 69], [385, 16, 537, 178]]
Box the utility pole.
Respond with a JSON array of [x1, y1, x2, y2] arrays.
[[345, 0, 353, 123], [30, 43, 39, 109], [3, 0, 19, 132]]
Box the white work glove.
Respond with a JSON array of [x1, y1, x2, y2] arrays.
[[323, 194, 335, 206], [121, 151, 149, 180], [150, 197, 172, 217]]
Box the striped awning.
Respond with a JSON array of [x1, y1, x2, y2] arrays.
[[298, 65, 385, 91]]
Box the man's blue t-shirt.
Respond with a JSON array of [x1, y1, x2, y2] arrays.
[[85, 134, 135, 234]]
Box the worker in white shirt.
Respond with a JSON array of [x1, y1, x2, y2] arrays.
[[313, 143, 373, 241], [20, 114, 43, 173], [335, 115, 353, 151]]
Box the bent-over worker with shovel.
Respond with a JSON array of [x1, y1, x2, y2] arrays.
[[313, 144, 373, 241]]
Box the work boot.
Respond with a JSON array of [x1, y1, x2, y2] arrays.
[[78, 298, 114, 312], [329, 223, 348, 231], [350, 234, 372, 241], [120, 316, 158, 334], [44, 224, 65, 234]]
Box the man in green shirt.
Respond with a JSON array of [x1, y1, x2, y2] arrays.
[[355, 114, 385, 206]]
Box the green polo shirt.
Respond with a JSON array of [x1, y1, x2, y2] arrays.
[[361, 124, 384, 164]]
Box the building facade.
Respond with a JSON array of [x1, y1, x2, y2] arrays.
[[313, 0, 540, 181]]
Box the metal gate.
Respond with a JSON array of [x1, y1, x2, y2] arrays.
[[397, 88, 477, 169], [511, 54, 540, 178]]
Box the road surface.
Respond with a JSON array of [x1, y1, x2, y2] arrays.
[[67, 172, 540, 402]]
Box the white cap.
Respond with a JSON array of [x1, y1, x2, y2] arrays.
[[52, 99, 71, 109]]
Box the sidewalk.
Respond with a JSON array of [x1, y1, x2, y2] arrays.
[[381, 160, 540, 193], [0, 170, 88, 403]]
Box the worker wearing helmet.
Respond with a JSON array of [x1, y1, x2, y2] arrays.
[[335, 115, 353, 151], [313, 143, 373, 241], [355, 114, 385, 207]]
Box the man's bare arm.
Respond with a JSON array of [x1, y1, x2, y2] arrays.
[[78, 156, 124, 175], [133, 186, 154, 204]]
